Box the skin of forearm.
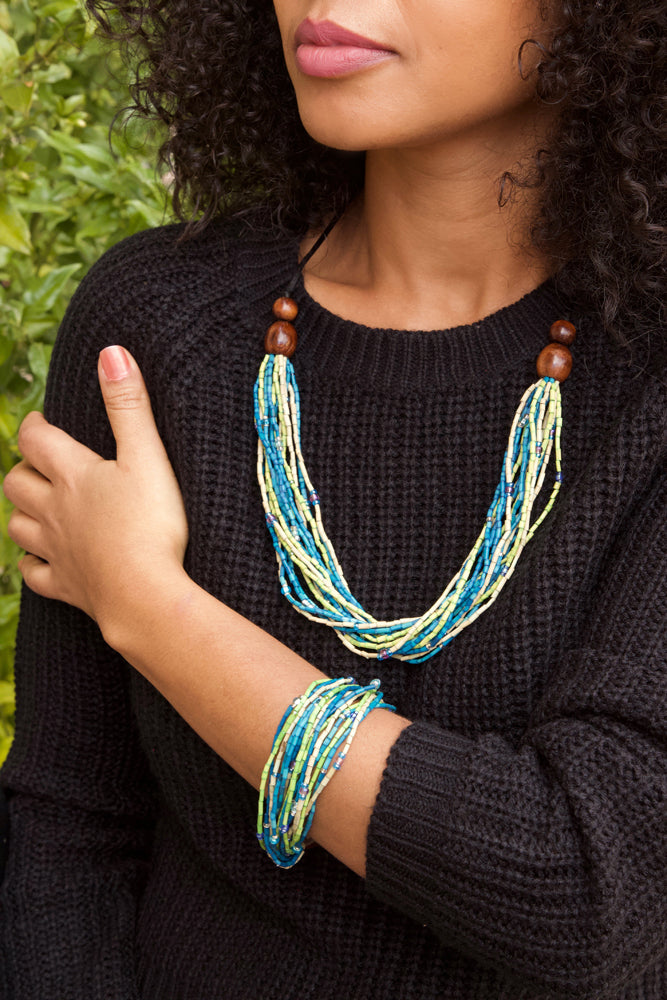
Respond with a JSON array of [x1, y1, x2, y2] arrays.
[[104, 566, 411, 878]]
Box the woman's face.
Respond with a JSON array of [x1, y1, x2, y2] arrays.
[[272, 1, 554, 152]]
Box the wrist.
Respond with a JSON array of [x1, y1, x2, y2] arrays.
[[98, 562, 196, 667]]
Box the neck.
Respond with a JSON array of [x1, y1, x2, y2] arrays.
[[301, 106, 557, 331]]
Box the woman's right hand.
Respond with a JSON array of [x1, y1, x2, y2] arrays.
[[3, 345, 189, 634]]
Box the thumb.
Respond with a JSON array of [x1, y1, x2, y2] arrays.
[[98, 345, 166, 465]]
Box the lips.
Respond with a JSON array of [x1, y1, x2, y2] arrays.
[[295, 19, 390, 50], [294, 18, 396, 78]]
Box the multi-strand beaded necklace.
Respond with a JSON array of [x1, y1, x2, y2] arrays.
[[253, 223, 575, 664]]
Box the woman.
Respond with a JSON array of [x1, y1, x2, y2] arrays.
[[1, 1, 665, 997]]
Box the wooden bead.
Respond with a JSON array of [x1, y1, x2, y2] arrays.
[[549, 319, 576, 346], [272, 297, 298, 321], [536, 343, 572, 382], [265, 321, 297, 357]]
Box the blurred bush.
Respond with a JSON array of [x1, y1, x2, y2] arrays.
[[0, 0, 168, 763]]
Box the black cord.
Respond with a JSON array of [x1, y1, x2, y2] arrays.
[[284, 210, 345, 298]]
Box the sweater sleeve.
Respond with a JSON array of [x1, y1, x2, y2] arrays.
[[0, 253, 160, 999], [366, 415, 667, 997]]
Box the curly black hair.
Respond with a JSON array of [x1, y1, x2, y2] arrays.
[[87, 0, 666, 355]]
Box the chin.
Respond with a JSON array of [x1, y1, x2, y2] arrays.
[[297, 111, 362, 152], [296, 105, 390, 153]]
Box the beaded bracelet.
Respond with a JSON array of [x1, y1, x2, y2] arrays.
[[257, 677, 396, 868]]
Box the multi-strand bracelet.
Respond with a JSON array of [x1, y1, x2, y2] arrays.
[[257, 676, 396, 868]]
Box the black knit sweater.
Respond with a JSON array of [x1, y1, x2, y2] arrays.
[[1, 220, 666, 1000]]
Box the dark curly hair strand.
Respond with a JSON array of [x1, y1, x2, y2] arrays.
[[87, 0, 666, 356]]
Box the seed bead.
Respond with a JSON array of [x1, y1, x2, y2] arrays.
[[537, 343, 572, 382], [273, 297, 299, 322], [265, 321, 298, 357], [549, 319, 576, 346]]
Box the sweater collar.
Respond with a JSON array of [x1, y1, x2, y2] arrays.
[[238, 227, 576, 393]]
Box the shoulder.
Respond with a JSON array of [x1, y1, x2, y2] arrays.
[[622, 337, 667, 455], [44, 211, 296, 446], [64, 210, 290, 330], [50, 209, 296, 377], [573, 311, 667, 464]]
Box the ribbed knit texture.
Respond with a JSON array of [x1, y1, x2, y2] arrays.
[[1, 218, 666, 1000]]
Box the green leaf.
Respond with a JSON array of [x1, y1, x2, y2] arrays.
[[58, 163, 118, 194], [0, 26, 18, 70], [32, 62, 71, 84], [0, 334, 13, 369], [27, 341, 53, 383], [0, 194, 32, 255], [0, 79, 34, 113], [0, 594, 20, 627], [124, 198, 166, 228], [76, 215, 116, 240], [0, 397, 18, 440], [24, 263, 81, 311], [32, 127, 117, 169], [21, 318, 58, 341], [0, 680, 14, 706], [10, 198, 67, 216], [40, 0, 80, 21], [0, 735, 14, 768], [58, 93, 85, 116], [12, 378, 45, 422]]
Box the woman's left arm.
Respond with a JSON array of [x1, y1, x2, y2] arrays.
[[3, 345, 411, 880]]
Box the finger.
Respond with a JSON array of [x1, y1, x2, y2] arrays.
[[3, 460, 52, 519], [7, 510, 47, 561], [17, 553, 58, 602], [98, 346, 168, 467], [16, 411, 94, 484]]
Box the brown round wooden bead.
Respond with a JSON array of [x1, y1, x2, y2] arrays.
[[549, 319, 576, 346], [536, 343, 572, 382], [265, 321, 297, 357], [272, 297, 298, 321]]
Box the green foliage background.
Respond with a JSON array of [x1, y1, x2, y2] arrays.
[[0, 0, 168, 764]]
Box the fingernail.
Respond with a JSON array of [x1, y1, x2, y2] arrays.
[[100, 345, 131, 381]]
